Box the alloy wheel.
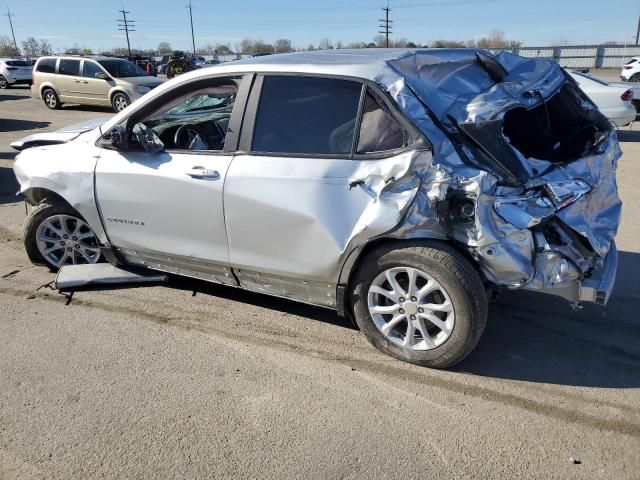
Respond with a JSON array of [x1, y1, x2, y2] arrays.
[[114, 95, 128, 112], [367, 266, 455, 351], [35, 214, 100, 268], [44, 91, 57, 108], [0, 76, 7, 89]]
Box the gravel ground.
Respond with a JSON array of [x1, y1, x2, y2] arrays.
[[1, 84, 639, 479]]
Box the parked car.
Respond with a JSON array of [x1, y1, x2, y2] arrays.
[[0, 58, 33, 89], [568, 70, 636, 126], [612, 82, 640, 116], [620, 57, 640, 82], [12, 49, 621, 368], [31, 55, 164, 112], [193, 55, 206, 68]]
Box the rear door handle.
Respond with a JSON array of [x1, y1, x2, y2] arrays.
[[186, 167, 220, 179]]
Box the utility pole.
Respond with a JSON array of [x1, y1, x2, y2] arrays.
[[4, 7, 19, 55], [187, 2, 196, 55], [379, 1, 392, 48], [636, 14, 640, 45], [117, 9, 136, 57]]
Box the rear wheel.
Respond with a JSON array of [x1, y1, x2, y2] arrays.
[[111, 92, 130, 112], [0, 75, 9, 89], [23, 201, 101, 271], [351, 241, 488, 368], [631, 73, 640, 82], [42, 88, 61, 109]]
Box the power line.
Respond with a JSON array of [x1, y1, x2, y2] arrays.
[[379, 2, 393, 48], [117, 9, 136, 57], [187, 2, 196, 55], [4, 7, 19, 55]]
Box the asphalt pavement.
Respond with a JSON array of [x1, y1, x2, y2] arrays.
[[1, 83, 640, 479]]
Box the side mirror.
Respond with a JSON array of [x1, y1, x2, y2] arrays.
[[132, 123, 165, 154], [94, 72, 108, 80], [102, 125, 128, 150]]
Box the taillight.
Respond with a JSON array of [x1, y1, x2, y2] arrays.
[[621, 89, 634, 102], [623, 66, 633, 70]]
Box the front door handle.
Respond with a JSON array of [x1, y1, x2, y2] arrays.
[[186, 167, 220, 179]]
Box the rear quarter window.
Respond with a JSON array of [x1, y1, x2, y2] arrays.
[[36, 58, 56, 73]]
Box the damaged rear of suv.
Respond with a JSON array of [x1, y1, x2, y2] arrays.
[[12, 49, 621, 368]]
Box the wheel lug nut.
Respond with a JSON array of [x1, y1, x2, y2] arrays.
[[60, 241, 65, 246], [399, 309, 405, 314], [410, 315, 416, 320], [399, 297, 405, 303], [63, 234, 68, 239], [67, 247, 72, 252], [411, 296, 417, 302], [72, 236, 77, 241], [418, 308, 424, 313], [75, 244, 80, 248]]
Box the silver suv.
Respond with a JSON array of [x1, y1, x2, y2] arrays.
[[0, 58, 33, 88], [12, 50, 621, 368], [31, 55, 163, 112]]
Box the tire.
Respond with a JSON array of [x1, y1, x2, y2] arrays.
[[631, 73, 640, 82], [111, 92, 130, 113], [42, 88, 61, 109], [23, 201, 101, 272], [351, 240, 488, 369], [0, 75, 9, 89]]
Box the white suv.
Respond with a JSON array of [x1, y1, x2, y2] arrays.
[[0, 58, 33, 89], [621, 57, 640, 82]]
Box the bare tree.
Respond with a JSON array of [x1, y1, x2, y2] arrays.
[[274, 38, 293, 53], [477, 29, 509, 49], [335, 40, 344, 49], [157, 42, 172, 54], [215, 43, 231, 54], [21, 37, 41, 58], [304, 43, 315, 51], [0, 36, 19, 56], [318, 38, 333, 50], [39, 39, 53, 55]]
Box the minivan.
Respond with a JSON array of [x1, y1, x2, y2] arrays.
[[32, 55, 163, 112]]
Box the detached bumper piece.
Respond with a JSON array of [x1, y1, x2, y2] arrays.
[[579, 242, 618, 306], [55, 263, 167, 292]]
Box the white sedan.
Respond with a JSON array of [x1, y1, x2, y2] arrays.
[[568, 70, 636, 127]]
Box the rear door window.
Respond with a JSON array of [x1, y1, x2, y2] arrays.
[[58, 59, 80, 76], [36, 58, 56, 73], [357, 90, 408, 153], [251, 76, 362, 155]]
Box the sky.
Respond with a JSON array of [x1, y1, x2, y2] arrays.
[[1, 0, 638, 53]]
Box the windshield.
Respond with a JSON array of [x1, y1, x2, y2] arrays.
[[166, 90, 236, 117], [98, 60, 147, 78], [6, 60, 31, 67]]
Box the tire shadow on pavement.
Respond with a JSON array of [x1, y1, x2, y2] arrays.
[[460, 250, 640, 388]]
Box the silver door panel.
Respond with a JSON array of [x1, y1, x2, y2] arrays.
[[224, 151, 420, 284], [95, 150, 232, 263]]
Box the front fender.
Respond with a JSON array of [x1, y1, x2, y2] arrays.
[[13, 143, 108, 244]]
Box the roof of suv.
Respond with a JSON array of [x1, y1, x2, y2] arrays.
[[190, 48, 474, 81]]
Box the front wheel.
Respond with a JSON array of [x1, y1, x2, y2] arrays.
[[0, 75, 8, 89], [111, 92, 130, 113], [630, 73, 640, 82], [23, 201, 101, 271], [351, 241, 488, 369]]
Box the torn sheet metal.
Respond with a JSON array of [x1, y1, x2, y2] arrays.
[[358, 49, 622, 302], [55, 263, 167, 290]]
